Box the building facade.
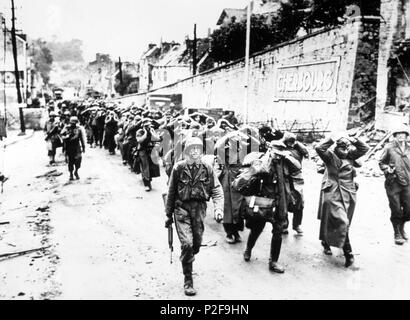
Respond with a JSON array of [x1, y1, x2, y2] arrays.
[[85, 53, 115, 97], [0, 12, 30, 111]]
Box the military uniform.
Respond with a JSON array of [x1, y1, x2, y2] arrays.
[[44, 112, 61, 164], [61, 117, 86, 180], [316, 136, 369, 266], [282, 132, 309, 234], [240, 149, 298, 273], [165, 137, 223, 295], [136, 122, 161, 191], [379, 124, 410, 245]]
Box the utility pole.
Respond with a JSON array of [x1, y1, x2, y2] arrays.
[[10, 0, 22, 103], [243, 0, 252, 125], [10, 0, 25, 135], [2, 16, 7, 128], [118, 56, 123, 96], [192, 24, 197, 76]]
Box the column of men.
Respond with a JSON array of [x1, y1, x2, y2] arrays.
[[43, 99, 410, 297]]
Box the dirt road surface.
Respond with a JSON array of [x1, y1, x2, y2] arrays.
[[1, 132, 410, 300]]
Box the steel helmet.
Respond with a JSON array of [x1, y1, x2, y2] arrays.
[[184, 137, 203, 153]]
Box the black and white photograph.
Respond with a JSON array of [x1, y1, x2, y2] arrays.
[[0, 0, 410, 304]]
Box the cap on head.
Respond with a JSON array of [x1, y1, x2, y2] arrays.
[[221, 119, 234, 127], [141, 118, 152, 125], [69, 116, 79, 124], [283, 131, 296, 145], [336, 137, 350, 149]]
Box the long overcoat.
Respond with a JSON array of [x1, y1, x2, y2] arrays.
[[316, 138, 369, 248]]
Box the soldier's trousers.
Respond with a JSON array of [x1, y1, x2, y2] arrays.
[[174, 200, 207, 264], [246, 218, 283, 262], [285, 188, 304, 229], [67, 156, 82, 172], [138, 150, 151, 182], [385, 181, 410, 224], [91, 126, 102, 147]]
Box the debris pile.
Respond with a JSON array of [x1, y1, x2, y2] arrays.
[[347, 121, 392, 177]]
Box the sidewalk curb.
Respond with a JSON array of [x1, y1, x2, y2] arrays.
[[4, 130, 35, 147]]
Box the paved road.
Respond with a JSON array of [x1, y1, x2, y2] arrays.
[[1, 132, 410, 300]]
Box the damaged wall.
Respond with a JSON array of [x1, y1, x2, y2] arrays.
[[376, 0, 410, 129]]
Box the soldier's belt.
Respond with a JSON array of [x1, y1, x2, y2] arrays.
[[244, 196, 275, 209]]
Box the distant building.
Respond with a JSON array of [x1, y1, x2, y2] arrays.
[[85, 53, 115, 97], [149, 37, 214, 90], [0, 12, 31, 109], [216, 8, 247, 26], [138, 42, 179, 92], [151, 44, 190, 89], [216, 0, 282, 26]]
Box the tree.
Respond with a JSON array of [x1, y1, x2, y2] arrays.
[[210, 15, 284, 63], [30, 39, 53, 85], [114, 71, 137, 95], [209, 0, 381, 64], [307, 0, 381, 29], [209, 1, 310, 64], [47, 39, 84, 62], [277, 0, 311, 37]]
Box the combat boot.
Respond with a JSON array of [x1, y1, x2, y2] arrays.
[[243, 249, 251, 262], [344, 253, 355, 268], [269, 261, 285, 273], [268, 235, 284, 273], [243, 229, 260, 262], [69, 172, 74, 181], [182, 262, 196, 296], [293, 225, 303, 235], [225, 234, 236, 244], [321, 241, 332, 255], [184, 279, 196, 296], [399, 222, 408, 241], [393, 223, 405, 245]]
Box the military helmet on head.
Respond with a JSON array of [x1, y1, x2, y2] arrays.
[[184, 137, 203, 153], [392, 123, 410, 137]]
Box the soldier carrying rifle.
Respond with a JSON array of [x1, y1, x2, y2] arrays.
[[165, 137, 224, 296]]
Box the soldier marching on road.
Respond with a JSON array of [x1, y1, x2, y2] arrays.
[[379, 124, 410, 245], [61, 116, 86, 181], [44, 111, 62, 165], [165, 137, 224, 296]]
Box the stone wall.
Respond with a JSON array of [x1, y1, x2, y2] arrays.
[[117, 18, 381, 132]]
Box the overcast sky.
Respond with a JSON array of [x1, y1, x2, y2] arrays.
[[0, 0, 249, 62]]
